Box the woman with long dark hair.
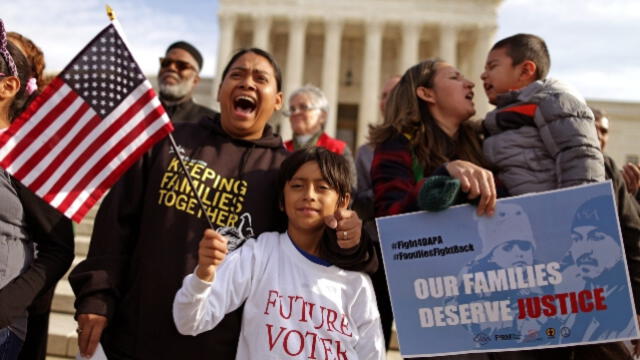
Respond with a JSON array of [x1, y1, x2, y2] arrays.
[[370, 58, 496, 218], [369, 58, 498, 359]]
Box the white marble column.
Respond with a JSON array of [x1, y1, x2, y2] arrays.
[[321, 19, 344, 138], [212, 13, 237, 110], [281, 17, 308, 140], [252, 15, 272, 51], [357, 20, 384, 148], [399, 21, 421, 75], [438, 24, 457, 66], [470, 25, 497, 120]]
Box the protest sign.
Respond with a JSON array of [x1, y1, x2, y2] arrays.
[[377, 181, 638, 357]]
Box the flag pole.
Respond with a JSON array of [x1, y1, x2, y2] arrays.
[[104, 5, 215, 231], [166, 134, 216, 230]]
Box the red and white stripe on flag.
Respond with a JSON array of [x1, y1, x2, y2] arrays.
[[0, 24, 173, 222]]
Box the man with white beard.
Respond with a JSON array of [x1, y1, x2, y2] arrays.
[[158, 41, 216, 123]]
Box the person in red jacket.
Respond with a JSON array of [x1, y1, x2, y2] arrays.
[[284, 84, 356, 187]]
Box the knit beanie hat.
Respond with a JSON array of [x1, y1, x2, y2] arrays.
[[477, 203, 536, 258], [571, 195, 617, 238], [167, 41, 203, 71]]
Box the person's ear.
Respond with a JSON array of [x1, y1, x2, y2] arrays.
[[193, 73, 201, 86], [319, 111, 327, 126], [0, 76, 20, 100], [416, 86, 435, 104], [519, 60, 537, 82], [216, 81, 222, 103], [274, 91, 283, 111]]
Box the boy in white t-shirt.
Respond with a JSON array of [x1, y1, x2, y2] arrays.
[[173, 147, 384, 359]]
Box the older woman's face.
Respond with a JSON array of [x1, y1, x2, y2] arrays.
[[419, 63, 475, 132], [288, 93, 325, 136], [217, 52, 282, 140]]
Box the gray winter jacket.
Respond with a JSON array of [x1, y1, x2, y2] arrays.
[[483, 79, 605, 195]]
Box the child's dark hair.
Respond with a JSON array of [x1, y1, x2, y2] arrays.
[[221, 47, 282, 91], [0, 41, 33, 121], [492, 33, 550, 81], [277, 147, 352, 208]]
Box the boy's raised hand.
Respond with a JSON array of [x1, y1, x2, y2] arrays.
[[195, 229, 229, 282]]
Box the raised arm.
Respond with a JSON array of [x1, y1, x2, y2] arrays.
[[173, 231, 261, 336]]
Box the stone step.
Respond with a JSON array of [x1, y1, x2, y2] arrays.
[[75, 219, 94, 238], [51, 280, 75, 314], [75, 235, 90, 257], [47, 312, 79, 358], [62, 256, 84, 281]]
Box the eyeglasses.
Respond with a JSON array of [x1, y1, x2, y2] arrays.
[[159, 57, 197, 72], [502, 240, 533, 252], [284, 104, 320, 116]]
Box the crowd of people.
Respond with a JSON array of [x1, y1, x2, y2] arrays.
[[0, 15, 639, 360]]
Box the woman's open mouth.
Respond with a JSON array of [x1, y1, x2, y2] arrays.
[[233, 95, 257, 116]]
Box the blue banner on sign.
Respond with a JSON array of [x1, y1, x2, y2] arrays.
[[376, 182, 638, 357]]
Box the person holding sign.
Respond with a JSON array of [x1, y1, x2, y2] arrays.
[[370, 59, 498, 219], [369, 58, 499, 360], [480, 33, 640, 359], [173, 147, 385, 359]]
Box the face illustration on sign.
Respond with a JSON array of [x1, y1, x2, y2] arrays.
[[569, 225, 621, 280], [489, 240, 534, 269], [569, 196, 622, 281]]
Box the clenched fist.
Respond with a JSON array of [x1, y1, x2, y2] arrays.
[[195, 229, 229, 282]]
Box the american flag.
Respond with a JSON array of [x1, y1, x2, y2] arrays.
[[0, 23, 173, 222]]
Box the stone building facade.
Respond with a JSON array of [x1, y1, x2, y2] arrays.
[[213, 0, 502, 148]]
